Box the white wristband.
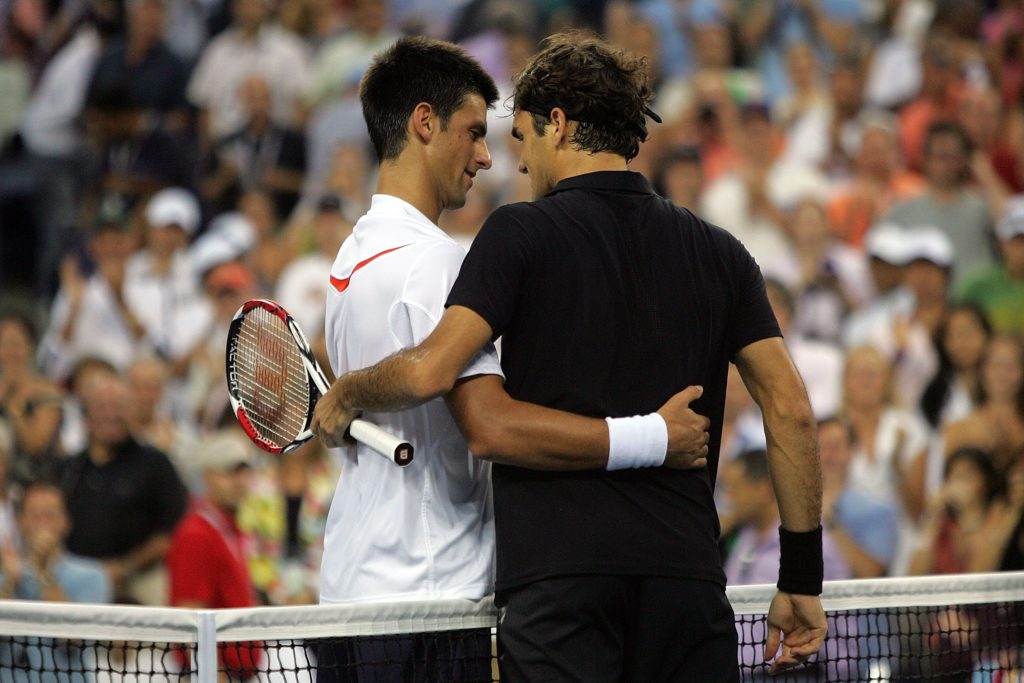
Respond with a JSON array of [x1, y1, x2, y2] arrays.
[[605, 414, 668, 471]]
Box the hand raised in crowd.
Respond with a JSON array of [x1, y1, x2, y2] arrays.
[[24, 526, 60, 576], [0, 542, 24, 591], [657, 385, 711, 469], [59, 254, 87, 304]]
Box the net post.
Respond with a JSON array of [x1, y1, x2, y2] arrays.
[[197, 610, 217, 683]]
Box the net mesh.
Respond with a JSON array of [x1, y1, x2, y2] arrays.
[[231, 306, 310, 448], [0, 574, 1021, 682]]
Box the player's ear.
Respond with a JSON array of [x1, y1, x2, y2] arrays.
[[549, 107, 569, 147], [410, 102, 435, 144]]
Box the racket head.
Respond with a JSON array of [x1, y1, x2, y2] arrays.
[[225, 299, 322, 454]]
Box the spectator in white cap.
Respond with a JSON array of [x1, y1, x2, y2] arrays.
[[843, 222, 916, 349], [123, 188, 213, 370], [166, 428, 263, 675], [188, 211, 258, 278], [958, 196, 1024, 336], [884, 228, 954, 411], [860, 226, 955, 409]]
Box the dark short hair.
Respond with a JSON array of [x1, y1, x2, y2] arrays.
[[944, 447, 1002, 504], [359, 37, 499, 162], [513, 32, 655, 161], [0, 310, 38, 347], [923, 120, 972, 157], [733, 449, 771, 483], [652, 146, 701, 198], [817, 415, 855, 444], [15, 481, 67, 517]]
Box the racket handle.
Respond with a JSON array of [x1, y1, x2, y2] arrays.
[[350, 419, 414, 467]]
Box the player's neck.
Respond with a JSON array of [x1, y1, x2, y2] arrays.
[[375, 163, 443, 225], [551, 150, 628, 186]]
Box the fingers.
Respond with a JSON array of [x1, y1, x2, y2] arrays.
[[763, 627, 781, 665], [675, 385, 703, 406], [663, 445, 709, 469], [788, 639, 823, 658], [767, 651, 805, 674]]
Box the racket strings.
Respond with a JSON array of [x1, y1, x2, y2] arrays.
[[233, 307, 311, 447]]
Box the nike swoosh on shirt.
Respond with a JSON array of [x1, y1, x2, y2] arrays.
[[329, 244, 411, 293]]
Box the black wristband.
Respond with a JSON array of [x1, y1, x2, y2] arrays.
[[777, 525, 824, 596]]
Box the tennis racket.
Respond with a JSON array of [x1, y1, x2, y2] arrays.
[[225, 299, 414, 466]]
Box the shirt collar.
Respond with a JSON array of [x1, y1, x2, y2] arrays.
[[545, 170, 655, 198], [366, 194, 452, 241]]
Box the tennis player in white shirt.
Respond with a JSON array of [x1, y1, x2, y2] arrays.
[[314, 36, 711, 683]]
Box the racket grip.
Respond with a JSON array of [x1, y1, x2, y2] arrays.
[[350, 419, 414, 467]]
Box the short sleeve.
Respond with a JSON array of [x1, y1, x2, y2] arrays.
[[728, 238, 782, 357], [390, 241, 466, 347], [389, 241, 503, 382], [445, 206, 533, 341]]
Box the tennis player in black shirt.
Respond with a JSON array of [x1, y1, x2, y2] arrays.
[[314, 32, 827, 681]]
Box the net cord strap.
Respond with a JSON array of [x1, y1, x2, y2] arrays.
[[0, 572, 1021, 642], [197, 611, 217, 683]]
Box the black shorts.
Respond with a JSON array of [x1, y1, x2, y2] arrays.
[[496, 575, 739, 683], [315, 629, 492, 683]]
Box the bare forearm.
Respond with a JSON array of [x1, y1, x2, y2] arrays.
[[121, 534, 171, 574], [737, 339, 822, 532], [332, 347, 449, 413], [447, 385, 608, 469], [763, 403, 821, 532]]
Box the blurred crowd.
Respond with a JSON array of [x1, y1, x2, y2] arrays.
[[0, 0, 1023, 614]]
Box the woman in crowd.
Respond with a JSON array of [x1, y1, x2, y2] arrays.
[[0, 313, 64, 487], [943, 335, 1024, 472], [910, 447, 1003, 575], [920, 304, 992, 430], [842, 345, 932, 574]]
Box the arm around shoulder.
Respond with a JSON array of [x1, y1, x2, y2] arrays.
[[445, 375, 609, 469]]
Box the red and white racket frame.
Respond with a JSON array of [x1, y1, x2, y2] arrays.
[[226, 299, 414, 466]]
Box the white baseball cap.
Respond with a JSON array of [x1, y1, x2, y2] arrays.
[[189, 212, 256, 275], [997, 195, 1024, 241], [865, 223, 911, 265], [146, 188, 201, 235], [904, 226, 954, 268], [194, 430, 257, 474]]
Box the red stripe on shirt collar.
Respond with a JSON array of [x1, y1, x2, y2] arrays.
[[329, 244, 411, 293]]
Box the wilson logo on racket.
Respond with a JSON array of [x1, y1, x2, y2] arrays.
[[225, 299, 414, 466]]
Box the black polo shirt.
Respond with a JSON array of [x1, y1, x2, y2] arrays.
[[62, 438, 187, 560], [446, 171, 780, 592]]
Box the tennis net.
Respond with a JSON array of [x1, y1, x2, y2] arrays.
[[0, 572, 1021, 682]]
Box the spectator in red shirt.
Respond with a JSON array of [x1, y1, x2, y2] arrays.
[[167, 429, 262, 677]]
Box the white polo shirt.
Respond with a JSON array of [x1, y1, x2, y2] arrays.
[[320, 194, 503, 604]]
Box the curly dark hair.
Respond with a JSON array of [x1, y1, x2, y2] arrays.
[[512, 32, 656, 161], [359, 36, 499, 162]]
